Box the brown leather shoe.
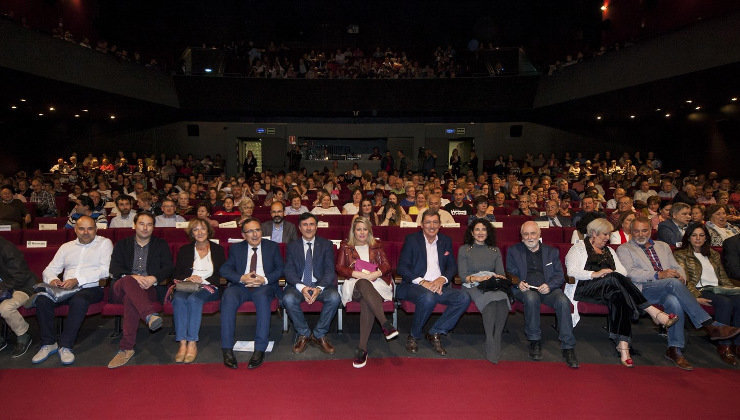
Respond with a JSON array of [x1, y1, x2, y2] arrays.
[[311, 335, 335, 354], [717, 345, 737, 366], [183, 342, 198, 364], [704, 324, 740, 341], [664, 347, 693, 371], [292, 335, 309, 354], [425, 333, 447, 356], [405, 335, 418, 354]]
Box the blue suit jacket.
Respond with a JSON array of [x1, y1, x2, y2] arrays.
[[505, 242, 565, 290], [220, 239, 283, 291], [284, 236, 337, 288], [657, 220, 682, 246], [397, 231, 456, 286]]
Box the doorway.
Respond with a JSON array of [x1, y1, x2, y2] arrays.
[[237, 138, 263, 174]]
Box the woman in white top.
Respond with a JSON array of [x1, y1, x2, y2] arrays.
[[341, 189, 363, 215], [565, 218, 678, 367], [609, 211, 636, 245], [311, 191, 340, 215], [172, 219, 225, 363], [705, 204, 740, 246], [673, 223, 740, 364]]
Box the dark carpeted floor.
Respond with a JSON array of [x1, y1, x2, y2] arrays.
[[2, 308, 738, 371]]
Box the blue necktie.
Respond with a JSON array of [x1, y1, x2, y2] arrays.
[[302, 242, 313, 286]]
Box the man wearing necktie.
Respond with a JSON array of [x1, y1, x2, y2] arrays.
[[535, 200, 573, 227], [283, 212, 340, 354], [220, 218, 283, 369]]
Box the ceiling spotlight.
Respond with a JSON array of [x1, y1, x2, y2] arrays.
[[204, 68, 213, 73], [11, 105, 17, 109], [109, 115, 116, 119], [695, 106, 701, 110], [600, 5, 607, 12], [630, 115, 636, 119], [655, 108, 662, 111], [82, 109, 89, 112], [38, 113, 44, 116], [665, 113, 671, 118], [732, 97, 738, 102], [596, 115, 602, 120], [74, 114, 80, 118], [49, 107, 55, 111], [685, 100, 692, 103], [20, 98, 26, 102]]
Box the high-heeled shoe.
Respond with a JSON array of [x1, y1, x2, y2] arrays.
[[184, 342, 198, 364], [616, 343, 634, 368], [175, 342, 187, 363], [652, 311, 679, 329]]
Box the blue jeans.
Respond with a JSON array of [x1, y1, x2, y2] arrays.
[[282, 286, 340, 339], [396, 283, 470, 339], [512, 288, 576, 348], [220, 285, 276, 351], [172, 288, 220, 342], [641, 279, 711, 348]]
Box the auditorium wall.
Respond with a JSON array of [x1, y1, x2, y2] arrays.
[[98, 121, 608, 176]]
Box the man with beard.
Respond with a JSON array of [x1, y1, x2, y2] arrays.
[[260, 201, 297, 244], [109, 195, 135, 228], [617, 218, 740, 370]]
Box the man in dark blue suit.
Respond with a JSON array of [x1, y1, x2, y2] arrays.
[[220, 218, 283, 369], [396, 210, 470, 356], [657, 202, 691, 247], [507, 221, 578, 368], [283, 212, 340, 354]]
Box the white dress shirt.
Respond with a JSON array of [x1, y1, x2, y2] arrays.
[[412, 235, 448, 285], [42, 236, 114, 287]]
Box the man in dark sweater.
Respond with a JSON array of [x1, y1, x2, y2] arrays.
[[0, 236, 38, 357], [443, 188, 473, 216], [107, 211, 173, 368]]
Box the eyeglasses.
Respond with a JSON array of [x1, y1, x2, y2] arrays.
[[243, 229, 262, 234]]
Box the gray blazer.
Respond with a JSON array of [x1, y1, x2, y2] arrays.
[[616, 239, 685, 284], [260, 220, 298, 244]]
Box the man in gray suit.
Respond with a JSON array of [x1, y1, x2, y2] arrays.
[[617, 217, 740, 370], [534, 200, 572, 227], [260, 201, 297, 244]]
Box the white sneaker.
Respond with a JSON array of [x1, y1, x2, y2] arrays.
[[32, 343, 58, 364], [59, 347, 75, 365]]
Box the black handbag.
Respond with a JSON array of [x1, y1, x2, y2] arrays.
[[477, 276, 513, 298]]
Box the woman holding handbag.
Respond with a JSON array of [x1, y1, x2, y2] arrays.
[[171, 218, 225, 363], [457, 218, 509, 363], [336, 216, 398, 368]]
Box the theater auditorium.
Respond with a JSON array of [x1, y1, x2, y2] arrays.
[[1, 1, 739, 419]]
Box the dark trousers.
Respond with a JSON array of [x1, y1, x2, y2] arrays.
[[574, 273, 650, 343], [111, 276, 159, 350], [36, 287, 103, 348], [701, 290, 740, 345], [220, 284, 275, 351], [353, 279, 390, 351], [512, 288, 576, 348], [396, 283, 470, 339]]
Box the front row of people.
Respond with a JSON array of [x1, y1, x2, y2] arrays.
[[1, 211, 739, 370]]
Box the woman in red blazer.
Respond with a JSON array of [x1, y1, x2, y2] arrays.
[[336, 216, 398, 368]]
